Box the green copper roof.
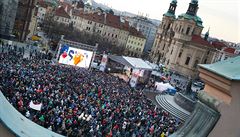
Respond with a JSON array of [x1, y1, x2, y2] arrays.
[[163, 12, 176, 18], [178, 13, 203, 27], [191, 0, 198, 4], [171, 0, 177, 4], [198, 56, 240, 81]]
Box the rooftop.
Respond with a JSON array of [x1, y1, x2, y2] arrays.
[[211, 41, 227, 50], [129, 27, 145, 39], [199, 56, 240, 81], [55, 6, 71, 19], [178, 13, 203, 27], [223, 47, 236, 54], [191, 35, 212, 47]]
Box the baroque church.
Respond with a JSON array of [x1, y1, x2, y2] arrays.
[[151, 0, 216, 78]]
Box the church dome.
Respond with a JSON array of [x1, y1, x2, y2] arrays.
[[191, 0, 198, 4], [171, 0, 177, 4], [178, 13, 203, 27]]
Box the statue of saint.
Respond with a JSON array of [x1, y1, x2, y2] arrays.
[[185, 79, 192, 95]]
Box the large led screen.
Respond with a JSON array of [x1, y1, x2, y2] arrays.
[[58, 45, 93, 68]]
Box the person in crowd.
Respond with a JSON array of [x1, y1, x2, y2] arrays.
[[0, 48, 181, 137]]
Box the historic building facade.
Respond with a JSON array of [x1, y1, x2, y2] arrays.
[[13, 0, 37, 42], [127, 16, 158, 53], [125, 27, 146, 57], [52, 0, 145, 55], [0, 0, 18, 39], [151, 0, 217, 78]]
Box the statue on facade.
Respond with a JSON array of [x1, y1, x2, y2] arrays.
[[185, 79, 192, 95]]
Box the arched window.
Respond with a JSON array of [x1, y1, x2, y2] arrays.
[[186, 27, 191, 35], [185, 57, 191, 65], [193, 60, 199, 68], [167, 24, 171, 30], [204, 59, 207, 64], [178, 50, 183, 58], [162, 44, 166, 50]]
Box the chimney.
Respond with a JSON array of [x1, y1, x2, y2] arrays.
[[104, 12, 107, 24]]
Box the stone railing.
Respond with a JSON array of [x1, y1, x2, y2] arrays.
[[174, 93, 196, 112], [170, 94, 220, 137]]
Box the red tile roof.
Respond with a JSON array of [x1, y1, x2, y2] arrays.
[[211, 41, 227, 50], [191, 35, 212, 47], [106, 14, 121, 29], [129, 27, 145, 39], [59, 1, 72, 13], [37, 0, 48, 8], [120, 21, 130, 31], [224, 47, 236, 54], [55, 7, 71, 19], [85, 13, 105, 24], [72, 9, 84, 17], [72, 11, 131, 30]]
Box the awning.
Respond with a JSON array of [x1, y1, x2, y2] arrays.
[[108, 55, 152, 70]]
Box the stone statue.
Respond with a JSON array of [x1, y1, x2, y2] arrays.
[[185, 79, 192, 95]]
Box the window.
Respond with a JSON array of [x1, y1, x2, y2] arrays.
[[167, 24, 170, 30], [185, 57, 191, 65], [204, 59, 207, 64], [88, 21, 92, 24], [186, 27, 191, 35], [86, 27, 90, 31], [167, 60, 170, 65], [207, 50, 210, 55], [178, 50, 183, 58], [170, 49, 173, 55], [162, 44, 165, 50], [115, 35, 117, 38], [193, 60, 199, 68]]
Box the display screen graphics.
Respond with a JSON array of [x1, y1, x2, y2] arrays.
[[58, 45, 93, 68]]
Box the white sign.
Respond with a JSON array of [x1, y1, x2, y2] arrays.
[[130, 69, 140, 87], [58, 45, 93, 68], [29, 101, 42, 111], [99, 54, 108, 72]]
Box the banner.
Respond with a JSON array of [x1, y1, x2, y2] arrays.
[[99, 54, 108, 72], [130, 69, 140, 88], [29, 101, 42, 111], [58, 45, 93, 68]]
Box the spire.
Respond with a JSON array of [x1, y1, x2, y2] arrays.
[[186, 0, 199, 16], [167, 0, 177, 15], [204, 27, 210, 41]]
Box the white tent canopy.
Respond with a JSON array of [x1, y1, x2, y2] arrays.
[[123, 56, 152, 70], [155, 82, 175, 92]]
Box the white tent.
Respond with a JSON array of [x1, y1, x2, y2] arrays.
[[155, 82, 175, 92], [123, 56, 152, 70]]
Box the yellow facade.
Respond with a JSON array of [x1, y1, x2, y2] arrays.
[[125, 35, 146, 57]]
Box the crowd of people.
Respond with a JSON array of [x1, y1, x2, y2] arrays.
[[0, 44, 181, 137]]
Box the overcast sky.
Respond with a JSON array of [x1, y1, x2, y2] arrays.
[[94, 0, 240, 43]]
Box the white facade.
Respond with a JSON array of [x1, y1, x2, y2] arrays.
[[127, 16, 158, 52]]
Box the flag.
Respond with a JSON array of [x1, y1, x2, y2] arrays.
[[29, 101, 42, 111]]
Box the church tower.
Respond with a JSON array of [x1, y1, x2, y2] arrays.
[[151, 0, 178, 64], [186, 0, 199, 16], [158, 0, 177, 35]]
